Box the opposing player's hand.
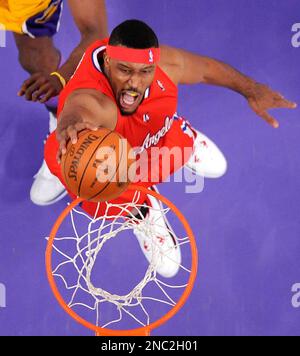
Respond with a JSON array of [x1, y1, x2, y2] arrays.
[[246, 83, 297, 128], [56, 115, 99, 163], [18, 73, 63, 103]]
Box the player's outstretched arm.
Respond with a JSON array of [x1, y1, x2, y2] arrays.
[[160, 46, 297, 128], [56, 88, 117, 162]]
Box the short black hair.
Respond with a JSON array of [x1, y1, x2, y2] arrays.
[[109, 19, 159, 49]]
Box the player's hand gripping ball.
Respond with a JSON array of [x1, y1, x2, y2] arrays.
[[61, 128, 136, 202]]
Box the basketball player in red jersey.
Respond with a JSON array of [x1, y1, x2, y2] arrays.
[[10, 0, 108, 206], [45, 20, 296, 278]]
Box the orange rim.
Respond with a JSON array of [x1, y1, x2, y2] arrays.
[[45, 184, 198, 336]]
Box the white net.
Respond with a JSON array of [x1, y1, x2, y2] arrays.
[[48, 189, 196, 332]]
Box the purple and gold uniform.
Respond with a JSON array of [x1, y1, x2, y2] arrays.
[[0, 0, 63, 37]]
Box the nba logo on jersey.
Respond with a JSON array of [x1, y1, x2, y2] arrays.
[[157, 80, 166, 92], [149, 50, 154, 63], [143, 114, 150, 122]]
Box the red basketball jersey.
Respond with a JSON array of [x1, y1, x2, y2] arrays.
[[45, 39, 196, 217]]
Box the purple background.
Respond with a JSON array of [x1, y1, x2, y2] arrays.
[[0, 0, 300, 335]]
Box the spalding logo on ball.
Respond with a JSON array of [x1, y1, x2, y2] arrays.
[[61, 128, 136, 202]]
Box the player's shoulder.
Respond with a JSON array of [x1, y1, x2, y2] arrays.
[[83, 38, 108, 57], [159, 45, 184, 86], [71, 38, 108, 80]]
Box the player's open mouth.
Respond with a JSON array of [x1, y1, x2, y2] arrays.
[[120, 91, 140, 110]]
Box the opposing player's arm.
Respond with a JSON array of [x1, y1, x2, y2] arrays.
[[17, 1, 108, 103], [56, 88, 117, 162], [160, 45, 297, 128], [58, 0, 108, 82]]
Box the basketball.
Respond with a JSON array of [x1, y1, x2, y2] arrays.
[[61, 128, 136, 202]]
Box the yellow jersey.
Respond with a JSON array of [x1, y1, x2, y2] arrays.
[[0, 0, 51, 33]]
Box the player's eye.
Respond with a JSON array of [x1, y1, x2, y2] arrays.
[[119, 67, 131, 74], [142, 69, 153, 74]]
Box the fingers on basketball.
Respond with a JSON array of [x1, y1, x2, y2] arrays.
[[61, 128, 136, 202]]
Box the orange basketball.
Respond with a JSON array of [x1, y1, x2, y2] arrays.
[[61, 128, 136, 202]]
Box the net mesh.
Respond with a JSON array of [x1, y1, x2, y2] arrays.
[[48, 189, 195, 332]]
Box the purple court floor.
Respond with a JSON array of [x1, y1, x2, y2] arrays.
[[0, 0, 300, 336]]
